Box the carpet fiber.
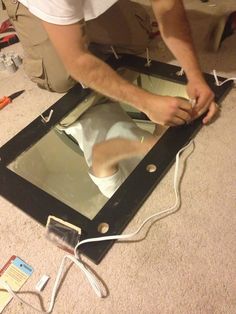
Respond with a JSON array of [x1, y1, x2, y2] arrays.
[[0, 1, 236, 313]]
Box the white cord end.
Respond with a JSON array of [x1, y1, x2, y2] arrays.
[[35, 275, 50, 292], [213, 69, 220, 86], [110, 46, 119, 60], [176, 67, 184, 76], [145, 48, 152, 67], [189, 98, 197, 108], [41, 109, 54, 123]]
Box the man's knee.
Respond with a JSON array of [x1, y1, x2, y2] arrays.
[[3, 0, 76, 93], [47, 76, 76, 93]]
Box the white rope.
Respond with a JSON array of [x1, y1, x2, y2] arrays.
[[40, 109, 54, 123], [176, 67, 185, 76], [145, 48, 152, 67], [213, 69, 236, 86], [110, 46, 119, 60], [0, 140, 194, 313]]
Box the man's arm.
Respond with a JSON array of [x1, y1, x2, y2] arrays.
[[42, 20, 193, 126], [150, 0, 218, 124], [151, 0, 201, 80]]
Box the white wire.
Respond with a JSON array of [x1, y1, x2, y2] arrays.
[[213, 69, 236, 86], [40, 109, 54, 123], [176, 67, 184, 76], [145, 48, 152, 67], [110, 46, 119, 60], [0, 140, 194, 313]]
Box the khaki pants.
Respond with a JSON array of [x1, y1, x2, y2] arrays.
[[2, 0, 153, 93]]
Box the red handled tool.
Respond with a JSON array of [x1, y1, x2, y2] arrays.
[[0, 90, 25, 110], [0, 19, 14, 34], [0, 34, 19, 49]]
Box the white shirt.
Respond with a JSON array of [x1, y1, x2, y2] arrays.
[[18, 0, 118, 24], [64, 101, 152, 198]]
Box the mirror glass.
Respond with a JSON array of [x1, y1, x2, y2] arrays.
[[7, 70, 188, 220]]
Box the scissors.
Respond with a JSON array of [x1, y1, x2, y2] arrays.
[[0, 90, 25, 110]]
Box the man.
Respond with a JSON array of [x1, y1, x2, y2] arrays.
[[2, 0, 218, 126]]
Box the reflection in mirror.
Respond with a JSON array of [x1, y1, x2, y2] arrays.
[[7, 70, 188, 220]]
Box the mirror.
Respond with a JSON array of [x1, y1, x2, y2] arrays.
[[7, 70, 188, 220], [1, 54, 232, 263]]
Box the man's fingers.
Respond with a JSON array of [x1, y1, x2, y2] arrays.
[[179, 100, 193, 114], [168, 115, 186, 126], [176, 108, 192, 123], [176, 99, 194, 123], [202, 102, 219, 124], [193, 92, 214, 113], [195, 104, 209, 117]]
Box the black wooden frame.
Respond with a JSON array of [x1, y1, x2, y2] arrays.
[[0, 54, 233, 264]]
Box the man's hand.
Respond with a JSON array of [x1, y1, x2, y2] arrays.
[[186, 77, 219, 124], [151, 0, 219, 125], [144, 95, 193, 126]]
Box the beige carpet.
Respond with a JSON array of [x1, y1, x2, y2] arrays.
[[0, 1, 236, 313]]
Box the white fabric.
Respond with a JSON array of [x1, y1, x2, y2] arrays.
[[65, 101, 152, 198], [88, 161, 139, 198], [18, 0, 118, 24]]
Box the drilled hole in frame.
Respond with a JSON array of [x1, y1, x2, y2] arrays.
[[97, 222, 110, 234], [146, 164, 157, 173]]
